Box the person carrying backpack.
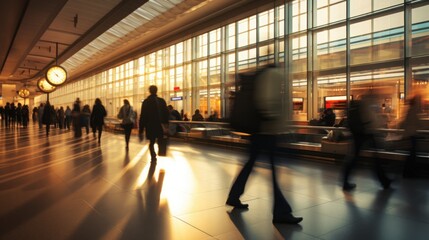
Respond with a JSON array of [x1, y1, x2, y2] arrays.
[[226, 64, 303, 224], [118, 99, 136, 150]]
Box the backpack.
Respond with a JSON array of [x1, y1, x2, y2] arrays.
[[229, 71, 262, 134]]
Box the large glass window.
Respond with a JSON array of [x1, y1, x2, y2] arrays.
[[292, 0, 307, 32], [350, 66, 404, 124], [197, 33, 208, 58], [40, 1, 429, 123], [315, 26, 346, 71], [316, 0, 346, 26], [209, 29, 221, 55], [259, 9, 274, 42], [412, 4, 429, 56], [351, 12, 404, 65], [226, 23, 236, 51], [238, 16, 257, 48]]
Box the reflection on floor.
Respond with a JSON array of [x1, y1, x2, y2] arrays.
[[0, 124, 428, 240]]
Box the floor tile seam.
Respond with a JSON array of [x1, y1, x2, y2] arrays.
[[279, 188, 344, 204], [171, 215, 216, 238], [80, 198, 103, 216], [317, 223, 354, 240], [173, 203, 242, 218]]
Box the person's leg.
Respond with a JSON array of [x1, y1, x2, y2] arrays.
[[403, 136, 417, 177], [125, 125, 132, 148], [342, 134, 364, 190], [149, 137, 157, 161], [226, 134, 259, 208], [97, 125, 102, 143], [369, 135, 391, 188]]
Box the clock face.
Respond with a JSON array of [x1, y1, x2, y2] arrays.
[[37, 78, 56, 93], [46, 65, 67, 86], [18, 88, 30, 98]]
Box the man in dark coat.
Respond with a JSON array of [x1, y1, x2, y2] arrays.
[[42, 101, 52, 136], [139, 85, 169, 162], [90, 98, 107, 143]]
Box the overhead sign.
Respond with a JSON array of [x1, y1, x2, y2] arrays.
[[171, 96, 183, 101]]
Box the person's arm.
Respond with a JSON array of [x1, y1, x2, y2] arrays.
[[117, 106, 123, 119], [138, 101, 145, 141]]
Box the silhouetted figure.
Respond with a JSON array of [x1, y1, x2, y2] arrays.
[[42, 101, 52, 136], [16, 103, 22, 127], [402, 95, 423, 178], [167, 105, 181, 120], [10, 103, 16, 127], [50, 105, 57, 128], [38, 103, 44, 128], [4, 102, 11, 128], [32, 107, 38, 123], [191, 109, 204, 121], [318, 108, 336, 126], [90, 98, 107, 144], [226, 65, 302, 224], [0, 106, 4, 126], [72, 99, 82, 138], [118, 99, 135, 150], [208, 110, 219, 121], [21, 105, 29, 128], [81, 104, 91, 135], [57, 106, 65, 129], [342, 96, 392, 191], [183, 113, 189, 121], [65, 106, 72, 130], [139, 85, 169, 162]]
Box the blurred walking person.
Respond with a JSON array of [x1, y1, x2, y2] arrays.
[[90, 98, 107, 144], [81, 104, 91, 135], [38, 103, 44, 128], [138, 85, 169, 162], [118, 99, 136, 150], [226, 65, 302, 224], [65, 106, 72, 130], [22, 105, 29, 128], [72, 99, 82, 138], [342, 94, 392, 191], [42, 101, 52, 136], [402, 94, 424, 178]]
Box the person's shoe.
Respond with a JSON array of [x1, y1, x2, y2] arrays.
[[342, 183, 356, 191], [226, 199, 249, 209], [272, 214, 303, 224]]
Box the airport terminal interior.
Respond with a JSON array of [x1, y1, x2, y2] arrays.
[[1, 0, 429, 239]]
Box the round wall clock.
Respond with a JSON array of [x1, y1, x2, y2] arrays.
[[46, 65, 67, 86], [18, 88, 30, 98], [37, 78, 56, 93]]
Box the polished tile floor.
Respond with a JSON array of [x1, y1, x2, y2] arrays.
[[0, 123, 428, 240]]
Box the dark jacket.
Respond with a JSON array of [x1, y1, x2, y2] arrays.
[[139, 94, 169, 139], [91, 103, 107, 127], [42, 104, 52, 125]]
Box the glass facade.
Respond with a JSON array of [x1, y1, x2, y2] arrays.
[[37, 0, 429, 123]]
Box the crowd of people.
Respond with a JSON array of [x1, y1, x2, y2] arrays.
[[0, 98, 107, 142], [0, 102, 30, 128], [0, 77, 427, 226]]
